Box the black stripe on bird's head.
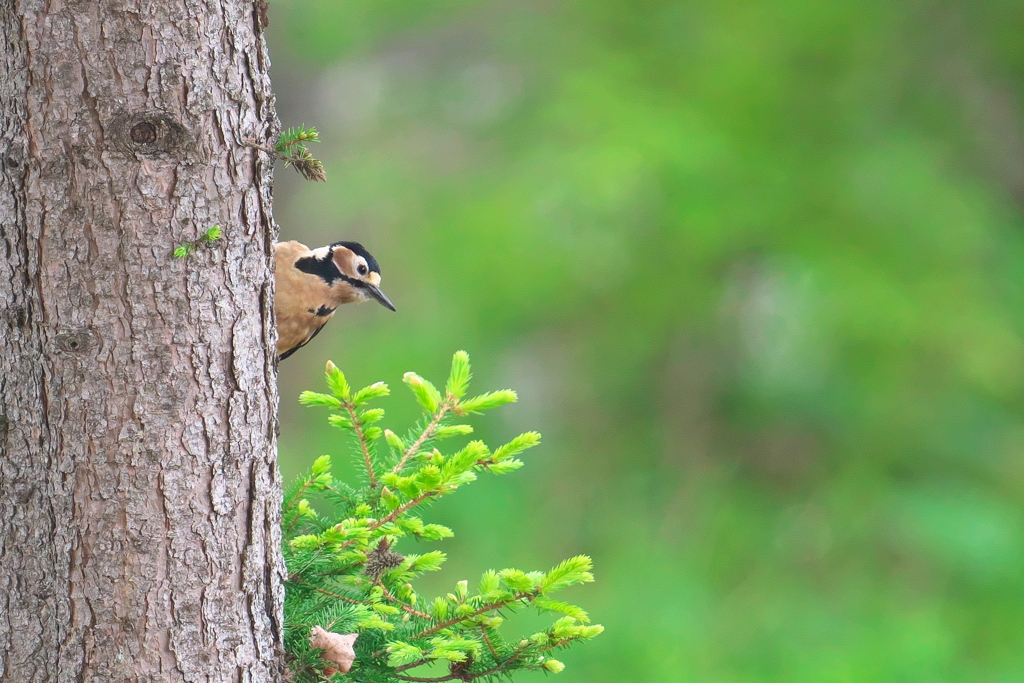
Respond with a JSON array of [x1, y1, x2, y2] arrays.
[[331, 241, 382, 275], [294, 247, 342, 285]]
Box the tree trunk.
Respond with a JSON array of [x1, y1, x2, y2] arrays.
[[0, 0, 283, 681]]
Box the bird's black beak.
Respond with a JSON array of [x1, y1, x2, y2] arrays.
[[366, 285, 396, 311]]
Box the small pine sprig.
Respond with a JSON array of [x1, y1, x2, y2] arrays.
[[284, 351, 601, 683], [173, 225, 222, 259], [244, 125, 327, 182], [275, 125, 326, 182]]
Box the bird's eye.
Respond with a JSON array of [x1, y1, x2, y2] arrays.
[[357, 264, 368, 276]]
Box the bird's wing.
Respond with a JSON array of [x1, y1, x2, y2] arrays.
[[279, 319, 329, 361]]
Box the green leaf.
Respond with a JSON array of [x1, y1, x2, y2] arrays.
[[289, 534, 321, 550], [529, 632, 551, 646], [310, 455, 332, 476], [432, 648, 468, 663], [498, 569, 535, 593], [397, 517, 425, 535], [429, 597, 449, 620], [491, 432, 541, 462], [353, 381, 390, 406], [416, 465, 442, 490], [550, 616, 581, 639], [356, 613, 394, 631], [547, 616, 603, 641], [478, 570, 500, 597], [298, 391, 341, 408], [375, 522, 402, 536], [396, 475, 421, 498], [324, 361, 350, 400], [420, 524, 454, 540], [359, 408, 385, 424], [387, 642, 424, 667], [380, 487, 402, 510], [541, 556, 594, 592], [445, 441, 489, 476], [403, 372, 441, 412], [434, 424, 474, 440], [446, 350, 471, 399], [535, 599, 589, 622], [488, 458, 524, 474], [428, 636, 482, 662], [480, 615, 504, 629], [406, 550, 446, 572], [277, 124, 319, 151], [295, 499, 316, 519], [457, 390, 517, 413], [448, 596, 468, 611], [173, 226, 220, 259], [444, 470, 477, 489], [327, 414, 352, 430], [384, 429, 405, 451], [543, 659, 566, 673]]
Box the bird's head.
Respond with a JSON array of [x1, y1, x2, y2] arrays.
[[327, 241, 396, 311], [294, 240, 397, 311]]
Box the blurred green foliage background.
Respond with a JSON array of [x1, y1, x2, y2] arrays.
[[268, 2, 1024, 680]]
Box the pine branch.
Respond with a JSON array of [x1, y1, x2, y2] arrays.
[[292, 580, 365, 607], [412, 590, 538, 640], [392, 658, 433, 674], [283, 483, 317, 533], [345, 400, 379, 488], [377, 581, 432, 620], [480, 629, 498, 660], [393, 644, 531, 682], [339, 491, 438, 553], [393, 674, 460, 682], [282, 352, 601, 682], [243, 125, 326, 182], [370, 590, 540, 660], [393, 404, 450, 473]]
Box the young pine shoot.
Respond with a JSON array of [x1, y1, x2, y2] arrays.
[[173, 224, 222, 258]]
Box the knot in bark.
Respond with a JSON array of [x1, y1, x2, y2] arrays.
[[55, 330, 96, 354], [111, 111, 192, 158]]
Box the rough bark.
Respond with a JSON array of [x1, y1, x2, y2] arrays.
[[0, 0, 283, 681]]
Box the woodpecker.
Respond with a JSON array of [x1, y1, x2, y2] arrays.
[[275, 240, 395, 360]]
